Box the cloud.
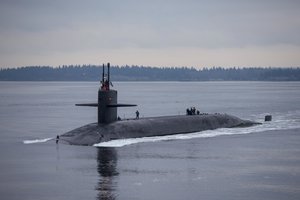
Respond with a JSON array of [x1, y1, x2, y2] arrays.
[[0, 0, 300, 67]]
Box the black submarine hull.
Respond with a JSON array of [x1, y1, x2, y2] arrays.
[[61, 114, 259, 146]]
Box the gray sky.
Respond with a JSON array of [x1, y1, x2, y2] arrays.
[[0, 0, 299, 68]]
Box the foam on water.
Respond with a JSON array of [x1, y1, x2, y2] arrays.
[[23, 111, 300, 147], [94, 111, 300, 147], [23, 137, 53, 144]]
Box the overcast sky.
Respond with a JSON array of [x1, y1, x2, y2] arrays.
[[0, 0, 299, 68]]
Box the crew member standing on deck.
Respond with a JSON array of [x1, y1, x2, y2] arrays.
[[136, 110, 140, 119]]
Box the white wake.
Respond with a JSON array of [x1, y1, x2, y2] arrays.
[[94, 112, 300, 148], [23, 111, 300, 147], [23, 137, 53, 144]]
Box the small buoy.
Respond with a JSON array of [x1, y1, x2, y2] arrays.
[[265, 115, 272, 122]]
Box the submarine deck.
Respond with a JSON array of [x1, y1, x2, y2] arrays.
[[60, 114, 259, 146]]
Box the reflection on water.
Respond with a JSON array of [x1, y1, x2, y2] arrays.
[[96, 147, 119, 200]]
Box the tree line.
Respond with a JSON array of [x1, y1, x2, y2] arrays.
[[0, 65, 299, 81]]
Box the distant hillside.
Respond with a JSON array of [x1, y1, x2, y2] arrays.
[[0, 65, 300, 81]]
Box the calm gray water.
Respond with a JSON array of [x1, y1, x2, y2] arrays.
[[0, 81, 300, 200]]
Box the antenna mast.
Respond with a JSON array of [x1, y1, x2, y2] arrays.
[[107, 63, 110, 90], [102, 63, 105, 84]]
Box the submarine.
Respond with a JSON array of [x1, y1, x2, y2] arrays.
[[60, 63, 259, 146]]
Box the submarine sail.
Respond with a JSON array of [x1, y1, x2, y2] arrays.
[[75, 63, 136, 124]]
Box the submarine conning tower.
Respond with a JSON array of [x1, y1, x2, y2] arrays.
[[98, 63, 117, 124], [76, 63, 136, 124]]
